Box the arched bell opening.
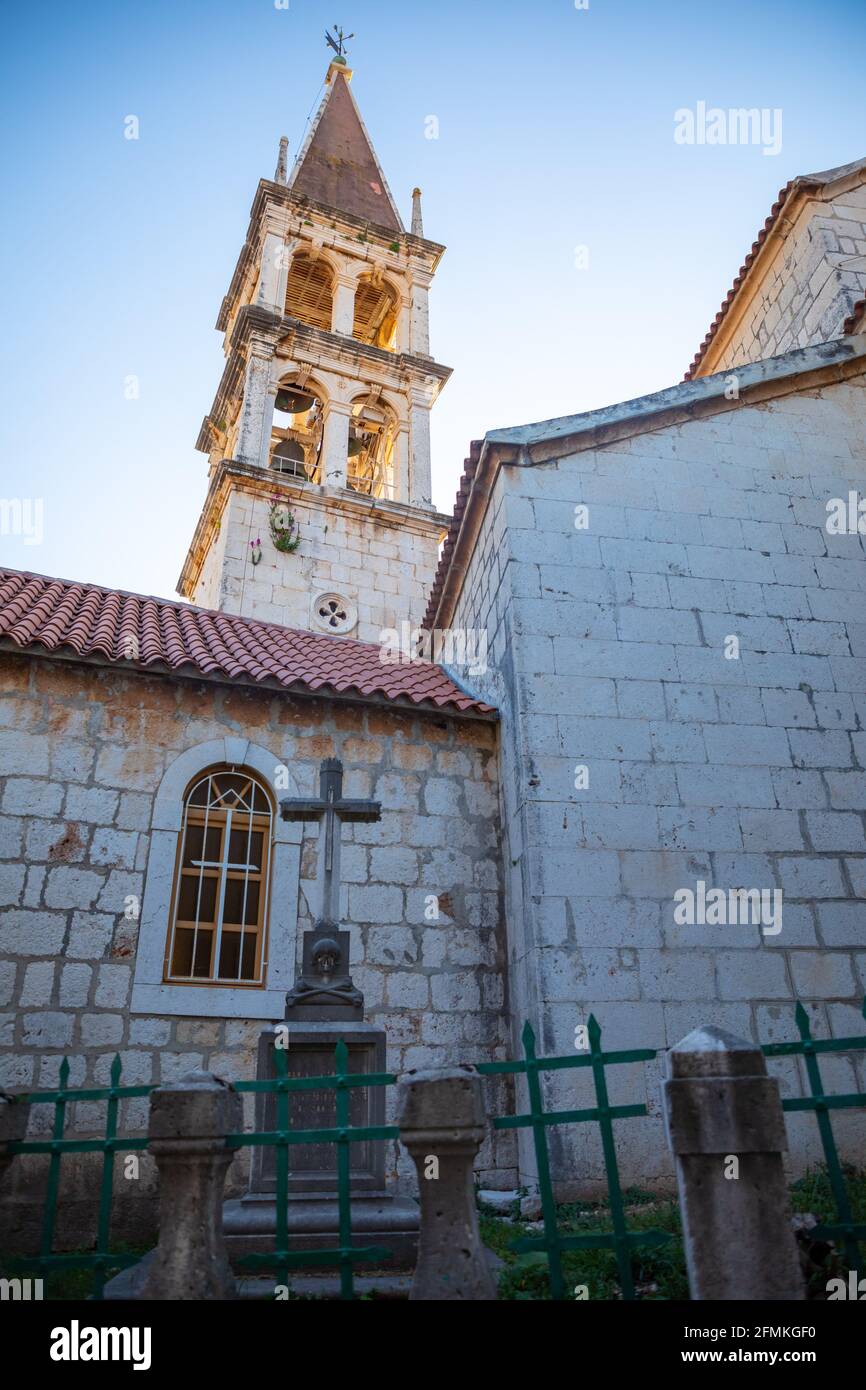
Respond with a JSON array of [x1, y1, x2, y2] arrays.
[[346, 393, 397, 499], [269, 379, 324, 481], [352, 275, 399, 352], [284, 252, 334, 332]]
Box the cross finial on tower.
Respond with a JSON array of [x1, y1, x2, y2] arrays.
[[325, 25, 354, 61]]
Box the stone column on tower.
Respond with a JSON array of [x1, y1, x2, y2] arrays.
[[409, 391, 433, 507], [331, 273, 357, 336], [235, 339, 277, 470], [321, 399, 352, 489]]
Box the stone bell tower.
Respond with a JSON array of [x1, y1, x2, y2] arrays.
[[178, 53, 452, 644]]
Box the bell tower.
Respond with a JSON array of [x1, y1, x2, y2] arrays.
[[178, 51, 452, 644]]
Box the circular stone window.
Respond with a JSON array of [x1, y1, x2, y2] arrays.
[[311, 592, 357, 635]]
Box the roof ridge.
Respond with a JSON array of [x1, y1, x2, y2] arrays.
[[685, 156, 866, 380]]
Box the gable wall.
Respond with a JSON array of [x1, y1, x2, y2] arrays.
[[454, 371, 866, 1194], [700, 183, 866, 375]]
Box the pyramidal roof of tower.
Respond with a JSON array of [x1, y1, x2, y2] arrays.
[[288, 62, 404, 234]]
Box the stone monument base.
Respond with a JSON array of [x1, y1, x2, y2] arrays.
[[223, 1020, 418, 1272], [223, 1193, 419, 1271]]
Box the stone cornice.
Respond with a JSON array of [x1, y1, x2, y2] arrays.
[[197, 304, 452, 455]]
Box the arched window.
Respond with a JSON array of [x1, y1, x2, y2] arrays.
[[352, 275, 398, 350], [164, 768, 273, 987], [284, 252, 334, 331]]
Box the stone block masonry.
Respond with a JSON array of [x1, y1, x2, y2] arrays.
[[0, 653, 515, 1246], [184, 464, 448, 644], [697, 172, 866, 377], [450, 365, 866, 1194]]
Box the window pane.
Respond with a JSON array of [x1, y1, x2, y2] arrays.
[[241, 933, 257, 979], [218, 932, 240, 979], [192, 930, 213, 977], [171, 927, 194, 976], [171, 927, 213, 978], [177, 872, 217, 924], [228, 827, 263, 867], [223, 877, 260, 926], [183, 822, 222, 868], [188, 778, 211, 807], [213, 773, 249, 806]]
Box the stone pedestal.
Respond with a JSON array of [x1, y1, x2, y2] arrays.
[[223, 1022, 418, 1270]]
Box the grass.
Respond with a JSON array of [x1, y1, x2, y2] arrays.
[[0, 1242, 150, 1301], [2, 1166, 863, 1302], [480, 1166, 866, 1301]]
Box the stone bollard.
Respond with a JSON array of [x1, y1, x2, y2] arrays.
[[396, 1065, 497, 1300], [0, 1091, 29, 1189], [663, 1027, 804, 1301], [141, 1070, 241, 1301]]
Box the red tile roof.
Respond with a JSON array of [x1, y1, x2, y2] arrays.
[[0, 568, 495, 717]]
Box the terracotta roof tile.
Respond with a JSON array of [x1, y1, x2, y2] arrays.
[[0, 568, 495, 718], [684, 178, 801, 381], [686, 158, 866, 381]]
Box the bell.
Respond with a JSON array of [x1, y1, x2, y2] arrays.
[[271, 438, 306, 476], [273, 438, 305, 462], [347, 432, 365, 457], [275, 386, 316, 415]]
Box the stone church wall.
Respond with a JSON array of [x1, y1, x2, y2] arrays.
[[188, 469, 445, 643], [452, 369, 866, 1195], [702, 183, 866, 375], [0, 654, 514, 1247]]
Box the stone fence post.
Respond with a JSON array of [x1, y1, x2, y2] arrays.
[[0, 1092, 29, 1189], [141, 1070, 241, 1301], [663, 1027, 804, 1301], [396, 1065, 497, 1300]]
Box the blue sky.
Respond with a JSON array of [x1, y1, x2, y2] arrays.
[[1, 0, 864, 601]]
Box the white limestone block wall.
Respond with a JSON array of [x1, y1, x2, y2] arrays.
[[706, 185, 866, 373], [452, 370, 866, 1193], [191, 483, 444, 643], [0, 656, 515, 1243]]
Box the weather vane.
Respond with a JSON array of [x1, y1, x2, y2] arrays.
[[325, 25, 354, 59]]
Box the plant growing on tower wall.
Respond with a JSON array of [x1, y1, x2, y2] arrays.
[[268, 496, 300, 554]]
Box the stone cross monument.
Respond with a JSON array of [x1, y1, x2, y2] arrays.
[[223, 758, 419, 1275]]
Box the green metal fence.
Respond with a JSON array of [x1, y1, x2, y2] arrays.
[[477, 1015, 671, 1300], [2, 997, 865, 1301], [762, 999, 866, 1279], [228, 1038, 399, 1301], [4, 1055, 153, 1299]]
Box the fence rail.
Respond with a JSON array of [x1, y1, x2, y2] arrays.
[[228, 1038, 399, 1300], [1, 996, 865, 1300], [761, 1000, 866, 1277], [477, 1016, 670, 1300]]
